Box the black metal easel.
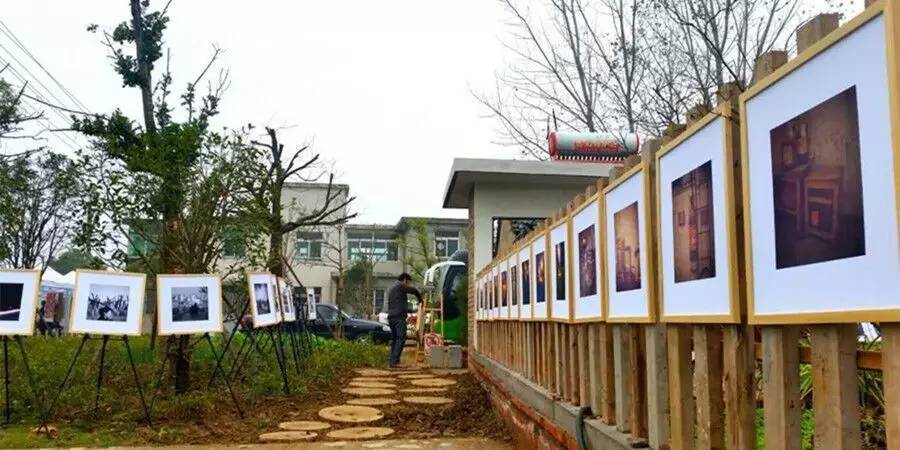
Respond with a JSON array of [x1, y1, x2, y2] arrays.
[[1, 335, 43, 426], [39, 334, 151, 431]]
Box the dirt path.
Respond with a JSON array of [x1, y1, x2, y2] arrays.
[[126, 437, 511, 449]]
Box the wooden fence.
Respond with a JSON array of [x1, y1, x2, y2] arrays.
[[473, 3, 900, 449]]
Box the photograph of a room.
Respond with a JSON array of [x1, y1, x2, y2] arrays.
[[672, 160, 716, 282], [769, 85, 865, 269], [510, 265, 518, 307], [614, 202, 641, 292], [501, 270, 508, 307]]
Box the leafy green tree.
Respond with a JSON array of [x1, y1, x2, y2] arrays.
[[48, 248, 105, 274], [398, 218, 440, 283]]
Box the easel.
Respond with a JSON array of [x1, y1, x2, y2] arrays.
[[39, 334, 151, 431], [1, 335, 43, 426], [221, 321, 291, 395], [149, 331, 244, 420]]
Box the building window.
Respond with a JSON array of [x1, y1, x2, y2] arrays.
[[434, 231, 459, 258], [295, 232, 323, 260], [348, 232, 399, 262], [373, 289, 386, 314]]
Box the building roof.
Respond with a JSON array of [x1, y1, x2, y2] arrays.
[[442, 158, 614, 208]]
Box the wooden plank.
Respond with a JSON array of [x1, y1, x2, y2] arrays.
[[588, 323, 603, 416], [613, 324, 633, 432], [599, 323, 616, 424], [667, 324, 694, 450], [562, 324, 573, 402], [578, 324, 591, 407], [809, 324, 860, 450], [552, 323, 562, 397], [723, 325, 756, 450], [693, 325, 725, 449], [762, 326, 801, 450], [645, 323, 670, 449], [629, 325, 648, 443], [884, 323, 900, 448], [569, 324, 581, 404]]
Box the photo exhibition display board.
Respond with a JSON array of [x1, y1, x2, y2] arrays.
[[306, 287, 317, 320], [499, 259, 509, 320], [571, 197, 603, 321], [278, 278, 296, 322], [657, 108, 741, 322], [71, 270, 147, 335], [248, 272, 280, 328], [0, 269, 41, 336], [603, 164, 655, 322], [518, 245, 533, 320], [741, 4, 900, 323], [157, 274, 224, 335], [550, 219, 571, 322], [508, 254, 520, 320], [531, 233, 549, 320]]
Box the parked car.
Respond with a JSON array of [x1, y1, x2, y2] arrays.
[[307, 303, 392, 344]]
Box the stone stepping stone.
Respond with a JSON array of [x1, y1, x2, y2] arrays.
[[397, 374, 435, 379], [355, 368, 392, 377], [327, 426, 396, 440], [347, 397, 401, 406], [410, 378, 457, 387], [319, 405, 384, 423], [403, 396, 454, 405], [259, 431, 317, 442], [342, 387, 397, 396], [431, 369, 468, 376], [352, 377, 395, 383], [349, 381, 397, 389], [399, 387, 448, 394], [278, 420, 331, 431]]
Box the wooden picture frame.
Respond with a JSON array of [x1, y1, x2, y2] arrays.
[[247, 272, 280, 328], [530, 230, 551, 321], [655, 104, 743, 323], [570, 193, 604, 323], [549, 215, 572, 323], [0, 269, 41, 336], [70, 269, 147, 336], [740, 1, 900, 324], [156, 274, 225, 336], [517, 239, 535, 321]]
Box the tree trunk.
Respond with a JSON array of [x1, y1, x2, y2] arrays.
[[129, 0, 156, 134]]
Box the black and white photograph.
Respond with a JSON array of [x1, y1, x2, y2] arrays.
[[0, 270, 41, 336], [248, 272, 280, 328], [279, 278, 296, 322], [86, 284, 130, 322], [71, 271, 146, 335], [172, 287, 209, 322], [157, 275, 224, 335], [254, 283, 271, 315]]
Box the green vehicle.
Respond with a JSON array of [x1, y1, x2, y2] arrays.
[[423, 250, 468, 345]]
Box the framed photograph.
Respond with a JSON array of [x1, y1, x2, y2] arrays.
[[508, 254, 520, 320], [531, 233, 549, 320], [741, 3, 900, 323], [157, 274, 223, 335], [491, 266, 500, 320], [499, 259, 509, 320], [0, 269, 41, 336], [656, 104, 742, 323], [305, 287, 317, 320], [70, 270, 146, 335], [602, 161, 656, 322], [518, 245, 533, 320], [571, 196, 603, 322], [278, 278, 297, 322], [550, 218, 571, 322], [247, 272, 280, 328]]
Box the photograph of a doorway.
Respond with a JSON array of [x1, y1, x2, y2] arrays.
[[614, 202, 641, 292], [769, 85, 865, 269], [671, 160, 716, 282]]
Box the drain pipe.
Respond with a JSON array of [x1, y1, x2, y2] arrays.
[[574, 406, 591, 450]]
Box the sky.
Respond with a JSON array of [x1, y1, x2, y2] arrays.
[[0, 0, 517, 224]]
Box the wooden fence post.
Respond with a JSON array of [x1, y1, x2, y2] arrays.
[[613, 324, 633, 433], [629, 325, 648, 445], [599, 323, 616, 424], [645, 323, 670, 449], [693, 325, 725, 449], [723, 325, 756, 450], [884, 323, 900, 447], [578, 324, 591, 407], [809, 324, 861, 450], [762, 326, 801, 450], [667, 324, 694, 450]]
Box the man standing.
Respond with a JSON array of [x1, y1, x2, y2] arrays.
[[386, 273, 422, 368]]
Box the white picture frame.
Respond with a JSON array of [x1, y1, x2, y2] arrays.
[[518, 245, 533, 320], [657, 107, 741, 323], [70, 270, 146, 336], [550, 218, 571, 322], [571, 197, 603, 322], [741, 5, 900, 323], [498, 259, 509, 320], [507, 254, 520, 320], [0, 269, 41, 336], [157, 274, 224, 336], [278, 278, 297, 322], [531, 233, 549, 321], [306, 287, 317, 320], [603, 163, 655, 322], [248, 272, 280, 328]]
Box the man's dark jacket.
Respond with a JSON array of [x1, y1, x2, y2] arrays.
[[386, 281, 422, 320]]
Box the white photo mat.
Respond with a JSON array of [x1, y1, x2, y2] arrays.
[[744, 13, 900, 320], [531, 235, 549, 320], [71, 271, 146, 336], [0, 270, 41, 336], [604, 171, 652, 320], [658, 120, 733, 319], [248, 273, 280, 328], [572, 200, 602, 320], [491, 267, 500, 319], [550, 221, 570, 321], [157, 274, 223, 335], [518, 246, 532, 320], [508, 254, 519, 320]]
